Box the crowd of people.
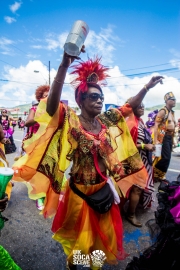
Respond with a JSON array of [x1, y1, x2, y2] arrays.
[[0, 47, 180, 270]]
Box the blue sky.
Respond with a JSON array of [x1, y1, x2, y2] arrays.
[[0, 0, 180, 109]]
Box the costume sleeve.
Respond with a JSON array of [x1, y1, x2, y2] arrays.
[[22, 98, 65, 151], [13, 99, 67, 218], [99, 103, 133, 127]]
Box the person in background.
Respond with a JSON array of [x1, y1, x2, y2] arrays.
[[125, 101, 155, 227], [12, 120, 17, 131], [19, 119, 25, 131], [153, 92, 176, 182], [0, 110, 17, 154], [18, 117, 22, 129], [24, 85, 50, 210], [178, 118, 180, 144], [13, 47, 163, 269], [145, 109, 158, 135], [0, 125, 12, 199]]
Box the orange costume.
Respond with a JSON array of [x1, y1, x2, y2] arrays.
[[13, 97, 148, 265]]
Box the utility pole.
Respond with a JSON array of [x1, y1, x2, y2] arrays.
[[49, 61, 50, 85]]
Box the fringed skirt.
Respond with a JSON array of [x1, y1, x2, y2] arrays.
[[52, 179, 128, 265]]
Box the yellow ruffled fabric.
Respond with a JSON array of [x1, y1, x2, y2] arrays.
[[13, 99, 147, 218]]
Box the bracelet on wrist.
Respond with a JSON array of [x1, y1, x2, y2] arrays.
[[141, 142, 145, 149], [54, 78, 64, 84], [144, 85, 149, 92]]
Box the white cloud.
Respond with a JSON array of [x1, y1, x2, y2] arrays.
[[4, 16, 16, 24], [30, 25, 124, 65], [1, 26, 180, 110], [169, 48, 180, 71], [0, 37, 14, 48], [0, 37, 14, 47], [45, 39, 59, 51], [31, 45, 43, 49], [31, 32, 68, 51], [26, 53, 40, 59], [103, 66, 180, 108], [85, 25, 123, 65], [0, 60, 72, 108], [0, 37, 14, 55], [9, 1, 22, 13], [170, 49, 180, 59], [1, 60, 180, 110], [0, 60, 51, 107]]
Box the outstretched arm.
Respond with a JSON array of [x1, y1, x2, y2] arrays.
[[47, 47, 85, 116], [128, 76, 164, 110], [9, 116, 18, 121]]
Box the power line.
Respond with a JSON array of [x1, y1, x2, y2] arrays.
[[1, 56, 180, 86], [10, 44, 29, 55], [106, 77, 180, 88], [0, 60, 179, 87], [1, 75, 180, 88], [0, 79, 42, 85], [107, 67, 179, 79], [0, 59, 17, 69], [116, 60, 180, 72], [6, 42, 180, 72]]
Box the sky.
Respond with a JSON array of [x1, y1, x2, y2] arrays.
[[0, 0, 180, 110]]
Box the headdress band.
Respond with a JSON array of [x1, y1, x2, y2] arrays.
[[70, 56, 109, 106], [164, 92, 176, 102]]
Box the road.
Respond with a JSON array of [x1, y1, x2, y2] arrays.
[[1, 129, 180, 270]]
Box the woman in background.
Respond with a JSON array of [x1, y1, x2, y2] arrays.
[[125, 102, 155, 227], [0, 110, 17, 154], [24, 85, 50, 210], [0, 124, 12, 199]]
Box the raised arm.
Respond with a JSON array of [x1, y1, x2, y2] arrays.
[[47, 47, 85, 116], [128, 76, 164, 110]]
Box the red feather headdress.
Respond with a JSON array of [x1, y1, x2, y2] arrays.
[[70, 56, 109, 105]]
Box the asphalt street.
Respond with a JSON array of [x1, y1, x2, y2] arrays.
[[1, 129, 180, 270]]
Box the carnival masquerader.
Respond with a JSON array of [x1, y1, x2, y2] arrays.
[[146, 109, 158, 135], [0, 109, 17, 154], [24, 85, 49, 210], [13, 48, 163, 269], [0, 125, 12, 199], [153, 92, 176, 181], [125, 102, 155, 227]]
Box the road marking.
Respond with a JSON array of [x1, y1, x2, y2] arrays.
[[168, 168, 180, 173], [14, 139, 22, 142]]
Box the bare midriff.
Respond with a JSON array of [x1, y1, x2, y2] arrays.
[[167, 111, 175, 131]]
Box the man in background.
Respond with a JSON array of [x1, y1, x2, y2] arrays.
[[153, 92, 176, 181]]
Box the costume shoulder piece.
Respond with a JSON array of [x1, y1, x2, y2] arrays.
[[98, 108, 122, 127], [156, 106, 169, 123]]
